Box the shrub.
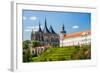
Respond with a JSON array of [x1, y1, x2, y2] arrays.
[[23, 40, 31, 49], [23, 49, 32, 62], [32, 40, 40, 47]]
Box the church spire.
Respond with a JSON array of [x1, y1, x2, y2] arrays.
[[45, 18, 47, 26], [62, 24, 65, 31], [31, 29, 34, 34], [60, 24, 66, 34], [31, 29, 34, 40], [38, 22, 42, 32], [49, 25, 56, 34], [43, 18, 50, 33]]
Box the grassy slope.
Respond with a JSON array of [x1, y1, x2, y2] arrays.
[[32, 46, 83, 62], [32, 45, 91, 62]]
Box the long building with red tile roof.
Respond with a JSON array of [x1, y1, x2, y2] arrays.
[[60, 30, 91, 46]]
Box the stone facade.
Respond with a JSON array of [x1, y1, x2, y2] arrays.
[[31, 19, 59, 47]]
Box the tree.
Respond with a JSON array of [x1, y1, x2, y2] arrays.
[[23, 49, 32, 62], [71, 45, 91, 60], [23, 40, 31, 49], [32, 40, 40, 47], [23, 40, 32, 62]]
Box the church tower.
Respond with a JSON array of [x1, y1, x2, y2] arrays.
[[60, 24, 66, 34], [60, 24, 66, 47], [31, 29, 35, 40]]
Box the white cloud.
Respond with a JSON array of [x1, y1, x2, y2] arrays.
[[27, 26, 39, 31], [25, 29, 32, 32], [23, 16, 27, 20], [27, 26, 38, 29], [30, 16, 37, 20], [23, 16, 37, 20], [72, 25, 79, 29], [25, 26, 43, 32]]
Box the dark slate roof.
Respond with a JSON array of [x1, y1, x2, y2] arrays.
[[43, 19, 50, 33], [38, 22, 43, 32], [49, 25, 56, 34], [60, 30, 66, 33], [60, 24, 66, 33]]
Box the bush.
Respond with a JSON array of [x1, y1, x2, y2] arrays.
[[32, 40, 40, 47], [23, 40, 31, 49], [71, 45, 91, 59], [23, 49, 32, 62]]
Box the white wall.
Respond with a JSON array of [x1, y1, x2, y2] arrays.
[[60, 35, 91, 46], [0, 0, 100, 73]]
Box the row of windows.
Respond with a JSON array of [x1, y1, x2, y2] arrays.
[[60, 38, 91, 46]]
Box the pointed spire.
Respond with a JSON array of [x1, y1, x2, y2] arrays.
[[38, 21, 42, 32], [43, 18, 50, 33], [60, 24, 66, 33], [49, 25, 56, 34], [62, 24, 65, 30], [45, 18, 47, 26], [31, 29, 34, 33], [31, 29, 34, 35]]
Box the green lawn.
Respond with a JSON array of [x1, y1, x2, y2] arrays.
[[32, 45, 91, 62]]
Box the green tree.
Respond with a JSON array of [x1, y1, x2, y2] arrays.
[[71, 45, 91, 60], [23, 49, 32, 62], [23, 40, 32, 62], [32, 40, 40, 47], [23, 40, 31, 49]]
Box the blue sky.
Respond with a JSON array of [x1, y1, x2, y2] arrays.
[[22, 10, 91, 40]]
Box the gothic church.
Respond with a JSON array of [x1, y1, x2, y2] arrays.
[[31, 19, 59, 47]]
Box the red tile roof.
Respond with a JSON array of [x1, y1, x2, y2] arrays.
[[63, 30, 91, 39]]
